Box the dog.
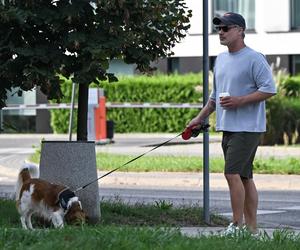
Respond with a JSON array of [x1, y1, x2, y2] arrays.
[[15, 163, 86, 229]]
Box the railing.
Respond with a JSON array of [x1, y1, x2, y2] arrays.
[[2, 102, 203, 110]]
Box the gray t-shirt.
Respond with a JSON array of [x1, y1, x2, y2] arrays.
[[210, 46, 276, 132]]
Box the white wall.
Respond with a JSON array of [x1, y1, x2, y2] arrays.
[[185, 0, 203, 34], [262, 0, 290, 32], [172, 0, 300, 57]]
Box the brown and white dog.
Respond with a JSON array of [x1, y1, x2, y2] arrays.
[[15, 163, 86, 229]]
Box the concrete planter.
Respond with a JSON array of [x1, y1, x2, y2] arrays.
[[39, 141, 100, 224]]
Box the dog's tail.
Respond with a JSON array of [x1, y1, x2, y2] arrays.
[[15, 162, 39, 201]]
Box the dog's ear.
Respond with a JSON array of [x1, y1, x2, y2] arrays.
[[65, 211, 84, 225]]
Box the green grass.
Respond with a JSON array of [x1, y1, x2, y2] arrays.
[[2, 227, 300, 250], [2, 199, 300, 249], [96, 153, 224, 173], [30, 150, 300, 175], [253, 157, 300, 174], [101, 199, 228, 227], [0, 199, 227, 228], [96, 153, 300, 175]]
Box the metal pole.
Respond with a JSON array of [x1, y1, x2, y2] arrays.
[[68, 82, 76, 141], [0, 109, 3, 132], [203, 0, 210, 224]]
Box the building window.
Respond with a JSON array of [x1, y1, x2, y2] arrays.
[[1, 89, 37, 133], [213, 0, 255, 30], [291, 0, 300, 30], [108, 59, 135, 75], [167, 57, 180, 74], [6, 89, 36, 116], [291, 55, 300, 75], [209, 56, 217, 71]]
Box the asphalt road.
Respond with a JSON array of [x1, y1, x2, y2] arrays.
[[1, 133, 300, 229]]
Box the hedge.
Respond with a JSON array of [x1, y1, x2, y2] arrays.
[[261, 75, 300, 145], [102, 74, 203, 133], [50, 77, 77, 133], [50, 74, 204, 133], [281, 75, 300, 98], [50, 74, 300, 145]]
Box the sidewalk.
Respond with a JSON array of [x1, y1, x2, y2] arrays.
[[2, 168, 300, 191], [1, 132, 299, 158], [179, 226, 300, 238]]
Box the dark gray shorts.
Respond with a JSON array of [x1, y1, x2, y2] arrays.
[[222, 132, 261, 179]]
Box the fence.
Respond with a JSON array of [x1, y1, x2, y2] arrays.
[[1, 102, 203, 110], [0, 102, 203, 133]]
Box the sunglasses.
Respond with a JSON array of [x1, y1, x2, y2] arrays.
[[215, 25, 238, 32]]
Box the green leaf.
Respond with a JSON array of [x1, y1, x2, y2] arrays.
[[0, 0, 191, 108]]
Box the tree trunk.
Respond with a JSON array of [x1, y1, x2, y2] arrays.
[[77, 83, 89, 141]]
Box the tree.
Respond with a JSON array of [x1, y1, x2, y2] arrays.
[[0, 0, 191, 140]]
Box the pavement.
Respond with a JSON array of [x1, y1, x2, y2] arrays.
[[1, 132, 300, 238], [180, 226, 300, 238]]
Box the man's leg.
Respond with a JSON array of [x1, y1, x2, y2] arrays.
[[222, 132, 260, 229], [225, 173, 245, 226], [242, 178, 258, 232]]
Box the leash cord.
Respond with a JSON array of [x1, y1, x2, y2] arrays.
[[73, 132, 182, 193], [73, 124, 210, 193]]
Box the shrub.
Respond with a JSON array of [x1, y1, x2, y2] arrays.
[[281, 75, 300, 98], [50, 77, 78, 133], [261, 75, 300, 145], [50, 74, 204, 133], [102, 74, 203, 132]]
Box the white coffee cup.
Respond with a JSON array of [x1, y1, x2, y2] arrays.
[[219, 92, 230, 99]]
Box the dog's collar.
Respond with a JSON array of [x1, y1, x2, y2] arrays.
[[57, 188, 76, 211]]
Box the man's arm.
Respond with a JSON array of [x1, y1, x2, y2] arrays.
[[220, 91, 275, 109], [187, 98, 216, 128]]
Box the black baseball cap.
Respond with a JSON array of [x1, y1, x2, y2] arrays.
[[213, 12, 246, 29]]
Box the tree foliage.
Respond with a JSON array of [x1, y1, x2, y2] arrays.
[[0, 0, 192, 108]]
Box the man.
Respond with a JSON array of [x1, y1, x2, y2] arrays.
[[187, 12, 276, 233]]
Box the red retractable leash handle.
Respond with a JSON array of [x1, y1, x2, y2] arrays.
[[181, 124, 210, 140]]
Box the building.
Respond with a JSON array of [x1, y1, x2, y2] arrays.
[[155, 0, 300, 75], [2, 0, 299, 133]]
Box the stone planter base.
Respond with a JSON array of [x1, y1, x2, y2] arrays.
[[40, 141, 100, 224]]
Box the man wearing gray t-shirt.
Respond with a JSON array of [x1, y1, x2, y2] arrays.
[[188, 12, 276, 234]]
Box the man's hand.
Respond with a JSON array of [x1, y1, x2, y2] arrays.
[[187, 116, 205, 129], [220, 91, 275, 109], [220, 96, 241, 109]]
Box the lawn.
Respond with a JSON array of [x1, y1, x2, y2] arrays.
[[0, 199, 227, 228], [30, 150, 300, 175], [1, 199, 300, 249], [95, 153, 300, 174]]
